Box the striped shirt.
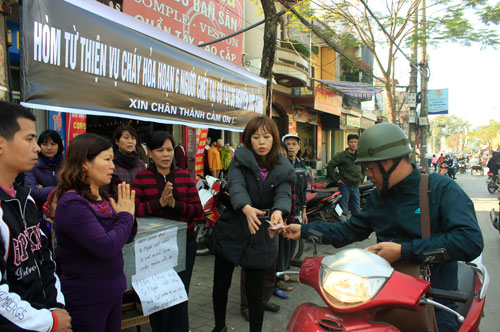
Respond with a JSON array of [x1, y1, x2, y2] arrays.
[[132, 167, 203, 240]]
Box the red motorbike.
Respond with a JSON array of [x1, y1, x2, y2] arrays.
[[281, 247, 489, 332]]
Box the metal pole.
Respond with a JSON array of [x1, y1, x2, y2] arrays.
[[420, 0, 429, 164], [408, 0, 419, 162]]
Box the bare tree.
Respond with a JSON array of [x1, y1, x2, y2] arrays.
[[260, 0, 279, 115]]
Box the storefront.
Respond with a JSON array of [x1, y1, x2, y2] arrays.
[[20, 0, 266, 177]]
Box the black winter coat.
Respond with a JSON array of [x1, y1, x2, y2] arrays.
[[214, 147, 296, 269]]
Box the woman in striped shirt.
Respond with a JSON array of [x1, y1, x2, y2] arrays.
[[132, 131, 203, 332]]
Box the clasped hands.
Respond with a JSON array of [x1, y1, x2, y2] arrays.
[[159, 181, 175, 208], [242, 205, 284, 237], [109, 182, 135, 216]]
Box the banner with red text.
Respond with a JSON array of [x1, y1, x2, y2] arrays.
[[123, 0, 243, 65], [194, 128, 208, 179], [65, 113, 87, 149]]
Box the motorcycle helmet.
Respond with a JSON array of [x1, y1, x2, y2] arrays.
[[355, 123, 412, 194], [356, 123, 412, 164], [282, 133, 301, 144]]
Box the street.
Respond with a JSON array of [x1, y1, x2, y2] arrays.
[[125, 170, 500, 332]]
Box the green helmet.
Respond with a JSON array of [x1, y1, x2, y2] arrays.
[[355, 123, 412, 164]]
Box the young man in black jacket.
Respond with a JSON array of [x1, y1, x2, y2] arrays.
[[0, 102, 71, 332]]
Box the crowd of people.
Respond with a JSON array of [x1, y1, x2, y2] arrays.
[[0, 100, 484, 332]]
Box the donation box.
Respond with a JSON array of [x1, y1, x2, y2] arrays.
[[123, 217, 187, 291]]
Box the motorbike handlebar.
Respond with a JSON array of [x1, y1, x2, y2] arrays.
[[428, 288, 468, 303]]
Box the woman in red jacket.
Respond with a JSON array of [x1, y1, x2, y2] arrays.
[[132, 131, 203, 332]]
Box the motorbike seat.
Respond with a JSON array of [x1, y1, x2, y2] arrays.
[[307, 192, 334, 205], [455, 262, 475, 318], [359, 182, 375, 191]]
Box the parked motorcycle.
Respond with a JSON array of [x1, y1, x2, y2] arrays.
[[282, 246, 489, 332], [417, 163, 428, 174], [306, 189, 344, 223], [486, 172, 499, 194], [284, 188, 344, 263], [470, 165, 484, 176], [439, 163, 449, 177], [359, 181, 375, 209], [458, 160, 467, 174], [195, 175, 229, 256]]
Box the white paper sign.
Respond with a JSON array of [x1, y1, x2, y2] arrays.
[[132, 269, 188, 315], [134, 227, 178, 275], [335, 204, 343, 217]]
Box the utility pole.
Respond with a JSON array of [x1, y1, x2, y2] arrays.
[[408, 0, 419, 162], [419, 0, 429, 163]]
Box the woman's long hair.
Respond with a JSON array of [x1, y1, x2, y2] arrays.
[[56, 133, 112, 202], [242, 116, 281, 168], [37, 129, 64, 157]]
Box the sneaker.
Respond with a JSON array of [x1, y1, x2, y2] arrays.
[[273, 287, 288, 299]]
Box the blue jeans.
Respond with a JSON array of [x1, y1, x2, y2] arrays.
[[338, 183, 360, 216]]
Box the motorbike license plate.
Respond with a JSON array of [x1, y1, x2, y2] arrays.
[[335, 204, 343, 217]]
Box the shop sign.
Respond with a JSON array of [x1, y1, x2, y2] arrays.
[[360, 117, 374, 129], [21, 0, 266, 132], [65, 113, 86, 149], [428, 89, 448, 114], [339, 115, 346, 130], [346, 115, 360, 128], [48, 111, 66, 148], [314, 87, 341, 116], [316, 123, 322, 160], [294, 108, 318, 123], [7, 22, 20, 65], [194, 128, 208, 178], [123, 0, 243, 65]]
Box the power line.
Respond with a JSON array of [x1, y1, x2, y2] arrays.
[[357, 0, 428, 79], [198, 9, 288, 47], [278, 0, 386, 85]]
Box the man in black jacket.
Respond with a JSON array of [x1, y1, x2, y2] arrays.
[[282, 134, 308, 225], [0, 102, 71, 332], [487, 151, 500, 175]]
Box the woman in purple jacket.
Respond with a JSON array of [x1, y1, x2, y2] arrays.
[[25, 130, 64, 216], [54, 133, 137, 332]]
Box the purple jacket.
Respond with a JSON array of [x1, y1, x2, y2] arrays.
[[24, 157, 63, 212], [54, 192, 137, 305]]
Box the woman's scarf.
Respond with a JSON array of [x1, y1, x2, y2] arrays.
[[114, 149, 139, 169]]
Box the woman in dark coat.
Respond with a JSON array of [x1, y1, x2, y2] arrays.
[[107, 125, 146, 199], [211, 117, 296, 332], [25, 130, 64, 216]]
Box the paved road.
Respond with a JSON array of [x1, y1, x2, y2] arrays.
[[125, 170, 499, 332]]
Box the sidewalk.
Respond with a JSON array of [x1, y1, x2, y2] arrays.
[[124, 237, 375, 332]]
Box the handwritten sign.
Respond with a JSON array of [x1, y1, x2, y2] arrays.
[[132, 269, 188, 315], [134, 228, 178, 276]]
